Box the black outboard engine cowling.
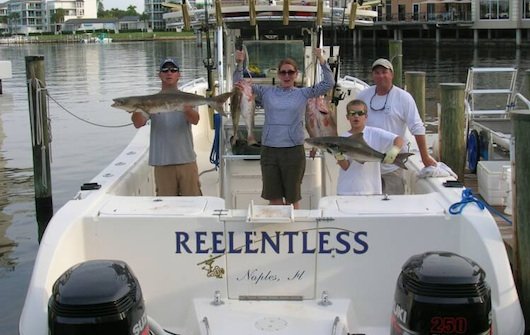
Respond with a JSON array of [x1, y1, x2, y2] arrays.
[[48, 259, 149, 335], [391, 251, 491, 335]]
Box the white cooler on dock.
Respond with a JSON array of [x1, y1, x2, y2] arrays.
[[477, 160, 510, 206]]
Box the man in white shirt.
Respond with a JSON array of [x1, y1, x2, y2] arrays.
[[356, 58, 437, 194]]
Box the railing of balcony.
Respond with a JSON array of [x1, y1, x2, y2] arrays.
[[378, 11, 472, 23]]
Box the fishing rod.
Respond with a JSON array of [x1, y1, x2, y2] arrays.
[[202, 0, 214, 93], [328, 0, 345, 107]]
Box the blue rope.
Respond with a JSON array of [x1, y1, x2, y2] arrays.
[[449, 188, 512, 225], [209, 113, 221, 169]]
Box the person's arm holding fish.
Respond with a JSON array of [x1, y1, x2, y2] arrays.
[[303, 48, 334, 98], [305, 49, 335, 159], [233, 50, 246, 83], [131, 110, 149, 128], [183, 104, 200, 125], [382, 135, 405, 165]]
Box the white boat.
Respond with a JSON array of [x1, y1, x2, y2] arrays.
[[20, 3, 525, 335]]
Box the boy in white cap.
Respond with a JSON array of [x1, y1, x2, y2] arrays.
[[356, 58, 437, 194], [131, 58, 202, 196]]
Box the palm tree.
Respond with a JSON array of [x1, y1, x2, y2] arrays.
[[52, 8, 66, 33], [0, 16, 7, 36], [126, 5, 138, 16], [97, 0, 105, 17], [8, 12, 20, 34], [139, 13, 149, 32]]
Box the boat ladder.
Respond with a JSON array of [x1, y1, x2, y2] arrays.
[[464, 67, 518, 118]]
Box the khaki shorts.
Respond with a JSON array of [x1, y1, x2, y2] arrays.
[[260, 145, 306, 204], [154, 162, 202, 196]]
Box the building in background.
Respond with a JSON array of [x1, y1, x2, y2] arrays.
[[46, 0, 97, 33], [0, 0, 529, 42], [0, 0, 97, 34], [144, 0, 168, 30]]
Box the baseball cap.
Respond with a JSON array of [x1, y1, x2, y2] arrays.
[[159, 57, 179, 71], [371, 58, 393, 72]]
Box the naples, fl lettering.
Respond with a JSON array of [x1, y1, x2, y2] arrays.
[[175, 230, 368, 254]]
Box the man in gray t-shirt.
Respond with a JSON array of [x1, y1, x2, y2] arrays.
[[131, 58, 202, 196]]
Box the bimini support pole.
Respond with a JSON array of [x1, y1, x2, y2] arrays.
[[283, 0, 290, 25]]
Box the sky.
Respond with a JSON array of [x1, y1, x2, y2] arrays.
[[101, 0, 145, 13]]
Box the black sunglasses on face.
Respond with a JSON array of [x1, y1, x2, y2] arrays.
[[279, 70, 296, 76], [161, 67, 179, 73], [347, 110, 367, 117]]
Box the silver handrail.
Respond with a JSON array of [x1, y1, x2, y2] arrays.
[[514, 92, 530, 110]]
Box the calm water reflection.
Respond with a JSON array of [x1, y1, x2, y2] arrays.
[[1, 40, 529, 334]]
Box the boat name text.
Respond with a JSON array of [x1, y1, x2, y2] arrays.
[[175, 230, 368, 254]]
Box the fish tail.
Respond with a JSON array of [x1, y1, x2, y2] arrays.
[[393, 153, 414, 170], [210, 92, 234, 116]]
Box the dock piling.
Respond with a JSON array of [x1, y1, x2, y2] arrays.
[[439, 83, 466, 181], [389, 40, 402, 88], [405, 71, 426, 122], [25, 56, 53, 241], [511, 109, 530, 331], [525, 70, 530, 99]]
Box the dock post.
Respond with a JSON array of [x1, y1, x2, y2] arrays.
[[404, 71, 426, 122], [512, 110, 530, 330], [439, 83, 466, 181], [389, 40, 402, 88], [25, 56, 53, 241], [525, 70, 530, 99]]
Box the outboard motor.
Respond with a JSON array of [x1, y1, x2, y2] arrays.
[[49, 259, 149, 335], [391, 251, 491, 335]]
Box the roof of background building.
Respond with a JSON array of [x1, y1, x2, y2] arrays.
[[119, 16, 140, 22], [64, 18, 118, 24]]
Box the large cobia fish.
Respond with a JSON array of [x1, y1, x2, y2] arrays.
[[305, 96, 337, 138], [305, 134, 414, 170], [230, 80, 257, 145], [111, 90, 233, 116]]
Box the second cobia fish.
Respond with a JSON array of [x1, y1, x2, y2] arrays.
[[305, 134, 413, 169], [111, 90, 233, 116], [305, 96, 337, 138], [231, 80, 257, 146]]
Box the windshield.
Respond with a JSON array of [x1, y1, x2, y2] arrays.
[[243, 40, 305, 78]]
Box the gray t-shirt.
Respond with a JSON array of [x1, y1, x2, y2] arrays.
[[148, 111, 196, 166]]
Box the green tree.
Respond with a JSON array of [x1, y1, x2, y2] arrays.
[[8, 12, 20, 34], [126, 5, 139, 16], [97, 0, 105, 17], [139, 12, 149, 31], [50, 8, 66, 33]]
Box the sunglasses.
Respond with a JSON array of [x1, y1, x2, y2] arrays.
[[161, 67, 179, 73], [347, 110, 367, 117], [279, 70, 296, 76]]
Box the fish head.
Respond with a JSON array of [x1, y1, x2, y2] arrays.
[[305, 136, 342, 152], [111, 97, 138, 113]]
